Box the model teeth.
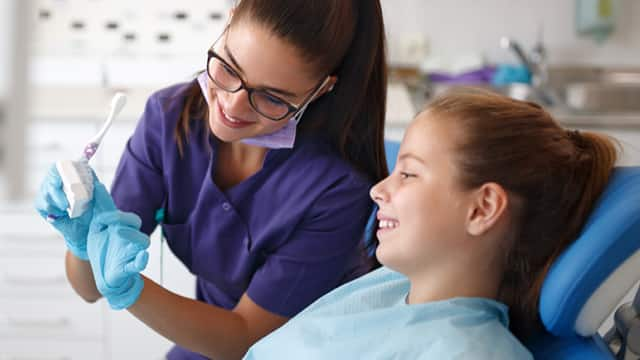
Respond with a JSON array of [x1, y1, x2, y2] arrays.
[[379, 220, 399, 229]]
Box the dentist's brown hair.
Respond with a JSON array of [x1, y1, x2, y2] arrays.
[[177, 0, 388, 184], [426, 88, 618, 339]]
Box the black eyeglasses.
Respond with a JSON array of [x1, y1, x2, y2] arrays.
[[206, 31, 329, 121]]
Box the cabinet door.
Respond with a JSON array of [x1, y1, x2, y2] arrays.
[[0, 208, 106, 356], [0, 257, 70, 298], [0, 298, 104, 340], [0, 339, 104, 360], [0, 210, 61, 257], [26, 121, 100, 195]]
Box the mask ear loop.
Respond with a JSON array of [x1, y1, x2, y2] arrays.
[[290, 76, 332, 124], [290, 102, 309, 125]]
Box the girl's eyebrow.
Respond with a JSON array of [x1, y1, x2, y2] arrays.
[[398, 152, 425, 165]]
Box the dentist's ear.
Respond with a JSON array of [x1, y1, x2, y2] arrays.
[[466, 182, 508, 236], [309, 76, 338, 102]]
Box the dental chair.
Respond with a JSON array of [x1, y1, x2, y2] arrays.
[[380, 140, 640, 359], [526, 165, 640, 359]]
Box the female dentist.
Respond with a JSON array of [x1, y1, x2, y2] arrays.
[[35, 1, 388, 359]]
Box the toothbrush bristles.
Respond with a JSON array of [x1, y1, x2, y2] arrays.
[[83, 143, 98, 161]]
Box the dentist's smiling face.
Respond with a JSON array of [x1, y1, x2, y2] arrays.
[[370, 112, 473, 276], [206, 20, 324, 143]]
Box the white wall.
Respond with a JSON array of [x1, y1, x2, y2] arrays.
[[381, 0, 640, 66], [0, 0, 15, 98], [29, 0, 231, 88], [0, 0, 28, 200], [31, 0, 231, 57], [27, 0, 639, 88]]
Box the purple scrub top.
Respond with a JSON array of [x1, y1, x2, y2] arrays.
[[110, 82, 374, 359]]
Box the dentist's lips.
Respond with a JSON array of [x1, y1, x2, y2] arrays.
[[216, 100, 253, 129]]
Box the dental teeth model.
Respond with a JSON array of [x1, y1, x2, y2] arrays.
[[51, 92, 127, 219]]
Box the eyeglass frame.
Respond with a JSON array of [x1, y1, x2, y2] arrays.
[[206, 28, 331, 121]]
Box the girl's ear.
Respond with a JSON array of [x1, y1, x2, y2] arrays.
[[466, 182, 508, 236]]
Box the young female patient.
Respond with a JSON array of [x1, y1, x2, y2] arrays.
[[243, 88, 619, 359]]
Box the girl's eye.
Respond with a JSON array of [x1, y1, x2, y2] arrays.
[[400, 172, 416, 179]]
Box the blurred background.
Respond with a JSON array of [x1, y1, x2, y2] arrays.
[[0, 0, 638, 358]]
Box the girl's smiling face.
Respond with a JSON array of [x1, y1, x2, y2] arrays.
[[370, 112, 474, 276]]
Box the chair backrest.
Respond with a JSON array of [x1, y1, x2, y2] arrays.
[[539, 166, 640, 336], [528, 166, 640, 359]]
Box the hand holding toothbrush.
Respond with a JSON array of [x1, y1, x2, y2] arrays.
[[35, 165, 94, 259], [54, 92, 127, 220], [35, 93, 127, 259]]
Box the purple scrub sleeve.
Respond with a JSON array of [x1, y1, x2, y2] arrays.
[[110, 82, 374, 359]]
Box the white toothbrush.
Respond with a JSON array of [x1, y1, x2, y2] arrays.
[[81, 92, 127, 162], [48, 92, 127, 221]]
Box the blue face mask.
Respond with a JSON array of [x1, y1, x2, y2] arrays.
[[197, 73, 307, 149]]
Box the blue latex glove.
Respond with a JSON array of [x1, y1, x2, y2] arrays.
[[34, 164, 117, 260], [87, 207, 150, 310]]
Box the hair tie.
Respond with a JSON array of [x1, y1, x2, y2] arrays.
[[567, 129, 587, 149]]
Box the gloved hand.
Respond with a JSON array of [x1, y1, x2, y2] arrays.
[[87, 207, 150, 310], [34, 164, 117, 260]]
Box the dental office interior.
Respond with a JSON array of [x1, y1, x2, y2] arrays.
[[1, 0, 639, 358]]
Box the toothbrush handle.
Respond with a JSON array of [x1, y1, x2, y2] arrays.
[[90, 112, 114, 145]]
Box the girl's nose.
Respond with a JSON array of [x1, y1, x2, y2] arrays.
[[370, 178, 390, 204]]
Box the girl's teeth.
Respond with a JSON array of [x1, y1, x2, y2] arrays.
[[379, 220, 399, 229]]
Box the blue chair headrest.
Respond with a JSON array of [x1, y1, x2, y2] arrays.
[[540, 167, 640, 337], [384, 140, 401, 171]]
